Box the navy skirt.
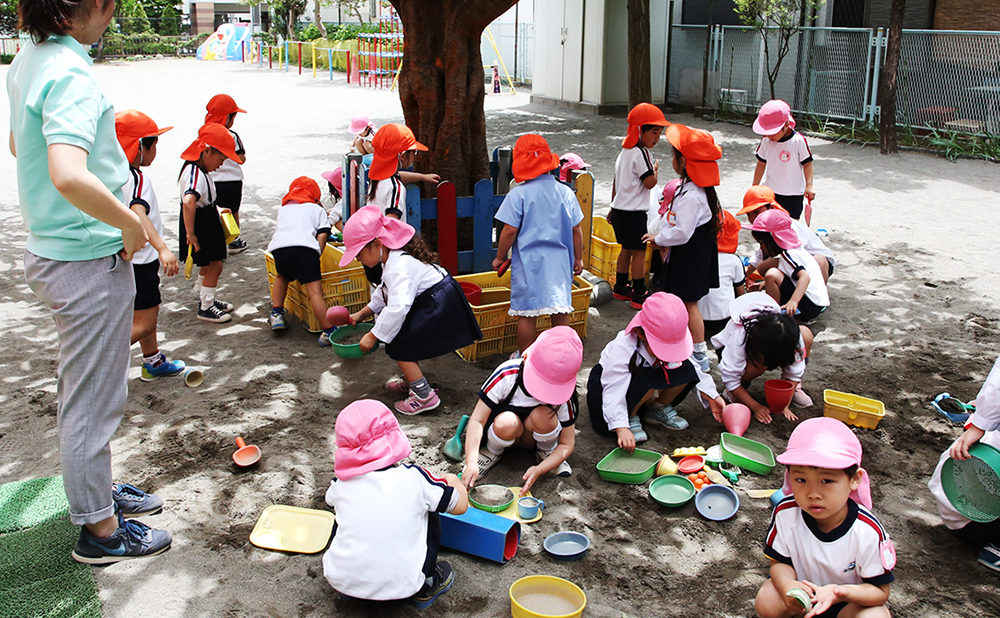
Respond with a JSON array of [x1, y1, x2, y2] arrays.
[[385, 275, 483, 362], [653, 220, 718, 303], [587, 360, 698, 436]]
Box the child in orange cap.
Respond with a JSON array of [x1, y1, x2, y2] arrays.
[[739, 185, 836, 284], [266, 177, 338, 344], [204, 94, 248, 254], [643, 123, 723, 373], [752, 100, 815, 221], [494, 134, 584, 353], [178, 123, 243, 323], [115, 110, 185, 381], [697, 208, 746, 344], [341, 206, 482, 415], [610, 103, 670, 308]]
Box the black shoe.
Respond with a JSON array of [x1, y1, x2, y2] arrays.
[[410, 561, 454, 609], [630, 288, 650, 310], [612, 282, 632, 300]]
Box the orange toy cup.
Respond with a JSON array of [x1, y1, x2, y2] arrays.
[[233, 437, 261, 467]]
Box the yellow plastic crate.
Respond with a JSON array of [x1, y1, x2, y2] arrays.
[[823, 389, 886, 430], [588, 217, 652, 285], [265, 245, 371, 332], [453, 271, 591, 362]]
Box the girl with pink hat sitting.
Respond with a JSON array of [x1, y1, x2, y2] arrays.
[[319, 168, 344, 232], [323, 399, 468, 608], [349, 113, 377, 155], [462, 326, 584, 493], [587, 292, 724, 450], [711, 292, 814, 422], [341, 206, 482, 415], [756, 417, 894, 618]]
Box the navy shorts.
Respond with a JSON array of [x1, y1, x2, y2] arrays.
[[608, 209, 647, 251], [778, 275, 823, 322], [133, 260, 161, 311], [272, 246, 322, 284], [774, 194, 804, 220], [214, 180, 243, 215], [179, 206, 227, 266]]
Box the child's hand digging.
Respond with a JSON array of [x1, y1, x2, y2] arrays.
[[359, 331, 379, 353], [754, 404, 773, 424], [781, 405, 799, 421]]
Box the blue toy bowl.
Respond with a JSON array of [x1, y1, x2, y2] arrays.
[[543, 531, 591, 561], [695, 484, 740, 521]]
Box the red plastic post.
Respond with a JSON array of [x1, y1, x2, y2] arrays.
[[298, 42, 302, 75], [437, 182, 458, 275], [346, 50, 351, 84], [268, 46, 272, 69]]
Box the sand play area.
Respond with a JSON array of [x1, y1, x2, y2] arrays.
[[1, 58, 1000, 617]]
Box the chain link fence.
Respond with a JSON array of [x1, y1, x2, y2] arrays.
[[669, 25, 1000, 136]]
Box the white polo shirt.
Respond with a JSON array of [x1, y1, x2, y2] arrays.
[[124, 167, 164, 265], [755, 131, 812, 196], [367, 250, 446, 344], [778, 246, 830, 307], [178, 161, 216, 209], [698, 253, 747, 322], [612, 145, 656, 212], [266, 201, 333, 254], [371, 175, 407, 222]]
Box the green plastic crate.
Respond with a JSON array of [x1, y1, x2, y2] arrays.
[[720, 433, 776, 475], [596, 448, 662, 484]]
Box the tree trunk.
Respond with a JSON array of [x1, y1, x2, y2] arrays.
[[879, 0, 906, 154], [390, 0, 518, 197], [627, 0, 652, 109], [314, 0, 326, 38], [287, 9, 295, 40]]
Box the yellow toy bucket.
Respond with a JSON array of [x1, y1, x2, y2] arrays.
[[509, 575, 586, 618], [220, 211, 240, 245]]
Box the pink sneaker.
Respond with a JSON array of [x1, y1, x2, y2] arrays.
[[395, 389, 441, 415], [792, 383, 813, 408], [384, 377, 409, 393]]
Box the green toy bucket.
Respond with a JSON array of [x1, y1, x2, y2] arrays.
[[941, 442, 1000, 523]]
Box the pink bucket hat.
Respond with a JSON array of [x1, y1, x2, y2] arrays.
[[744, 208, 801, 249], [349, 114, 375, 136], [753, 100, 792, 136], [558, 153, 589, 182], [777, 417, 873, 509], [339, 205, 415, 267], [522, 326, 583, 405], [658, 178, 682, 215], [728, 291, 780, 324], [334, 399, 412, 481], [626, 292, 693, 362], [321, 167, 343, 193]]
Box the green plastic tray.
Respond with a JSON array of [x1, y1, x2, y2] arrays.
[[649, 475, 696, 507], [941, 442, 1000, 523], [720, 433, 775, 475], [596, 448, 661, 484]]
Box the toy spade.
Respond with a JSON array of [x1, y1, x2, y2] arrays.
[[233, 437, 261, 467], [442, 415, 470, 462], [497, 259, 511, 277], [325, 305, 354, 327], [184, 245, 194, 280]]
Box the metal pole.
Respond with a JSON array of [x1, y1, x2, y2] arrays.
[[513, 3, 519, 82], [298, 41, 302, 75], [665, 1, 674, 105]]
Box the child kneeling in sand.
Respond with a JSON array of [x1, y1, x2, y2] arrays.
[[323, 399, 468, 608], [757, 417, 895, 618], [928, 353, 1000, 573], [462, 326, 584, 493]]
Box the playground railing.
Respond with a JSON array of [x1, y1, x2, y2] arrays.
[[243, 40, 354, 83]]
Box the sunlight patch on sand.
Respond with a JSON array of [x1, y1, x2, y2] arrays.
[[240, 364, 288, 382], [319, 371, 343, 398], [217, 324, 258, 336]]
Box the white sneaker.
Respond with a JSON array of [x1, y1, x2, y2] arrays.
[[537, 448, 571, 477], [792, 383, 814, 408], [477, 448, 503, 477]]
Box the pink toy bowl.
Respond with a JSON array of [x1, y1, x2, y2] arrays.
[[764, 379, 796, 414], [677, 455, 706, 475], [722, 403, 752, 436], [325, 305, 353, 327]]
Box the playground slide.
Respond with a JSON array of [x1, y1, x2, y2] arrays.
[[196, 23, 252, 61]]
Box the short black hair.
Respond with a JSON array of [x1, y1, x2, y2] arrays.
[[640, 124, 661, 134], [19, 0, 88, 43], [140, 136, 158, 150], [843, 464, 859, 478], [743, 311, 800, 370]]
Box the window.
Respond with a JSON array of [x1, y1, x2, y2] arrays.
[[681, 0, 745, 26]]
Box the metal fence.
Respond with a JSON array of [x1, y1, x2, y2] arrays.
[[670, 25, 1000, 135], [480, 22, 534, 85]]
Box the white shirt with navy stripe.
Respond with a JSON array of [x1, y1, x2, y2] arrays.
[[371, 174, 407, 223], [124, 167, 163, 265], [479, 358, 576, 427], [323, 464, 456, 600], [778, 246, 830, 307], [612, 145, 656, 212], [765, 497, 895, 588], [177, 161, 215, 209], [755, 131, 813, 196], [209, 129, 244, 182], [698, 253, 747, 322], [266, 201, 333, 254], [712, 319, 807, 394]]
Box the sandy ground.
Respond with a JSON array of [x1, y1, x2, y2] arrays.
[[2, 58, 1000, 618]]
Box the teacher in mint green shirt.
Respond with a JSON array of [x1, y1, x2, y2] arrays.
[[8, 0, 170, 564]]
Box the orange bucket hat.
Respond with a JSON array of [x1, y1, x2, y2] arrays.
[[717, 209, 741, 254], [512, 134, 560, 183], [738, 185, 789, 217], [282, 176, 322, 206], [204, 94, 246, 124], [665, 124, 722, 187], [115, 110, 172, 163], [369, 124, 427, 181], [180, 123, 242, 163], [622, 103, 671, 148]]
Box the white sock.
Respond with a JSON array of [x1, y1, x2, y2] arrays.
[[532, 426, 561, 453], [693, 341, 708, 355], [486, 425, 514, 455], [198, 274, 205, 287], [200, 285, 216, 310]]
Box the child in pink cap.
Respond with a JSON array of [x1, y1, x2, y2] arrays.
[[757, 417, 894, 618], [928, 352, 1000, 573], [349, 113, 377, 155], [341, 206, 482, 414], [463, 326, 584, 492], [323, 399, 468, 607], [587, 292, 723, 449], [320, 168, 344, 232], [752, 99, 815, 221], [711, 292, 814, 421], [747, 209, 829, 323]]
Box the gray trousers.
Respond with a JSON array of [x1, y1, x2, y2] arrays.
[[25, 251, 134, 526]]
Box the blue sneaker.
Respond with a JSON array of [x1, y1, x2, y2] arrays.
[[410, 561, 454, 609], [978, 543, 1000, 572], [112, 483, 164, 518], [140, 358, 186, 382], [628, 415, 648, 443], [270, 309, 287, 331], [71, 512, 172, 565], [318, 327, 337, 347], [643, 405, 689, 430]]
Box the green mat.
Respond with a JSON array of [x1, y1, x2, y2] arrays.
[[0, 476, 102, 618]]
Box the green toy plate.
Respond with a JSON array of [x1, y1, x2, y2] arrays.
[[649, 475, 696, 507]]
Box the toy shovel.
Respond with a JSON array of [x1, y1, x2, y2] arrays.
[[497, 259, 511, 277], [442, 415, 469, 462], [184, 245, 194, 280], [804, 197, 813, 227], [233, 437, 261, 467], [325, 306, 354, 327]]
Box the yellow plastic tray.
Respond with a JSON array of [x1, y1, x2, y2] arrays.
[[495, 486, 541, 524], [249, 505, 336, 554], [823, 389, 886, 429]]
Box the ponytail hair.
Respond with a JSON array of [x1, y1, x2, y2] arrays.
[[743, 311, 799, 370], [19, 0, 89, 43], [672, 147, 721, 237], [401, 234, 438, 265], [367, 178, 379, 202]]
